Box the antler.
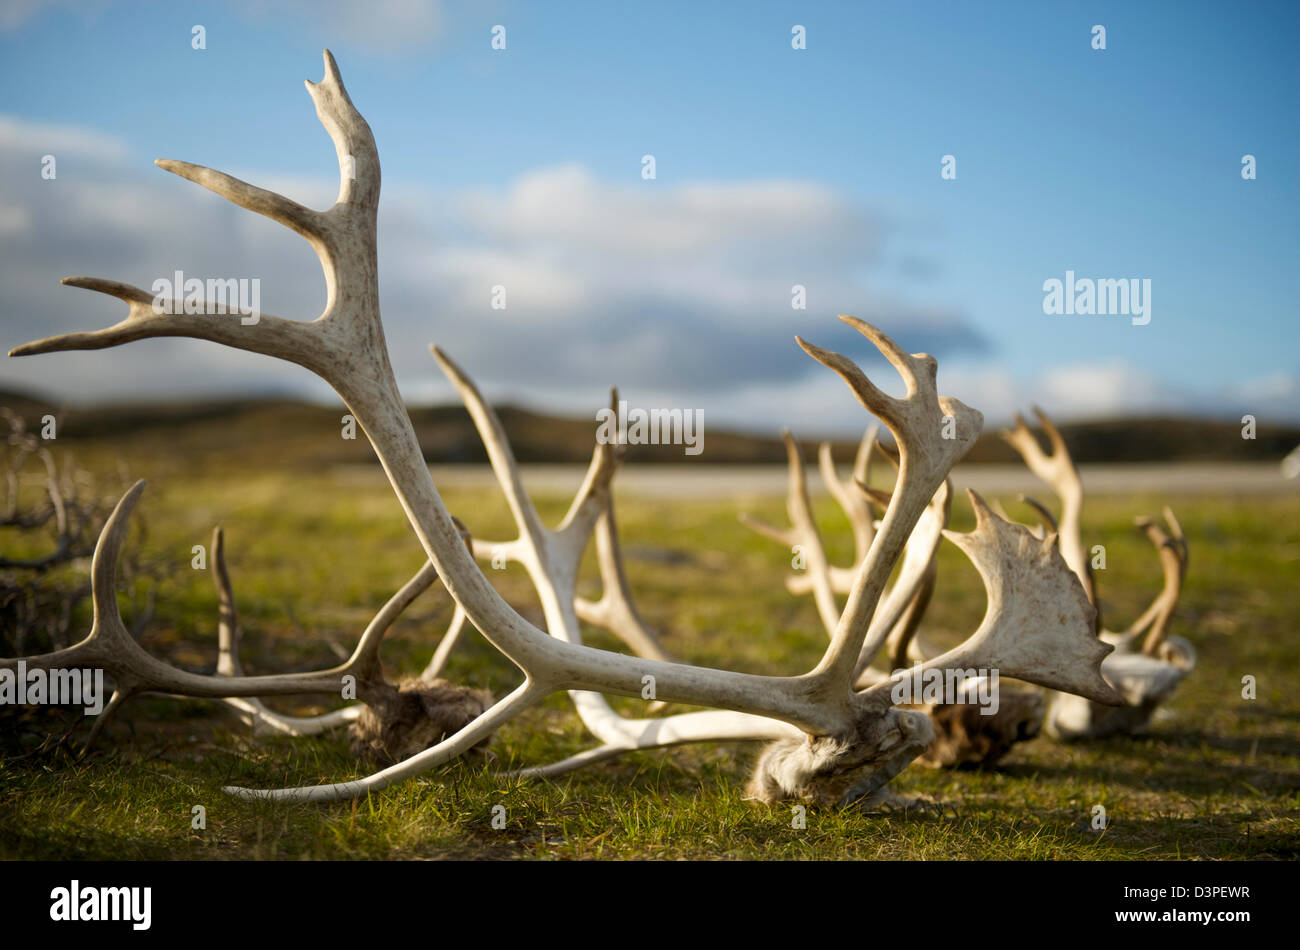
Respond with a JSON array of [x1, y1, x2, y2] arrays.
[[428, 349, 800, 776], [3, 482, 442, 711], [862, 491, 1111, 702], [742, 423, 948, 678], [8, 53, 1119, 804], [819, 425, 883, 569], [999, 407, 1094, 606], [739, 431, 844, 636], [747, 426, 1054, 769], [1123, 508, 1189, 658], [999, 410, 1196, 739], [1000, 407, 1193, 649]]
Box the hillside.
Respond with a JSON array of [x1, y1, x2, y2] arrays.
[[1, 387, 1295, 472]]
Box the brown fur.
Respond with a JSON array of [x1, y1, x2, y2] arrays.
[[746, 704, 935, 807], [919, 689, 1044, 768], [349, 676, 495, 766]]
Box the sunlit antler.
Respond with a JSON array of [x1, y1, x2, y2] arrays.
[[999, 407, 1094, 607], [7, 53, 1119, 805]]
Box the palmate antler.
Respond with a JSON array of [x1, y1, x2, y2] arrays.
[[743, 428, 1049, 769], [5, 51, 1119, 805], [998, 408, 1196, 739]]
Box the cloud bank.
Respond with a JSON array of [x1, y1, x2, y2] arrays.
[[0, 115, 1291, 433]]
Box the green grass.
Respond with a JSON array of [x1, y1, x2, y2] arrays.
[[2, 462, 1297, 860]]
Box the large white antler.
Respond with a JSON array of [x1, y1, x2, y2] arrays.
[[7, 52, 1119, 804]]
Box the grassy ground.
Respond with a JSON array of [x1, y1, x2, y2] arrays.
[[1, 458, 1297, 860]]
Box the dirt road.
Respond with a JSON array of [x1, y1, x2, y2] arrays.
[[363, 461, 1298, 500]]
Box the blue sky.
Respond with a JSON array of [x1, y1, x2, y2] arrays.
[[1, 0, 1297, 433]]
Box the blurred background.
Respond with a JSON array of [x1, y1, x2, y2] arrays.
[[1, 0, 1297, 446], [1, 1, 1297, 861]]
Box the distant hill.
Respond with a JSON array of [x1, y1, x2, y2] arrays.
[[0, 387, 1295, 470]]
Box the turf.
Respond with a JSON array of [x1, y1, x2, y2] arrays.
[[1, 461, 1297, 860]]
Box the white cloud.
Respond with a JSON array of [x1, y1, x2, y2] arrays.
[[21, 112, 1286, 437], [1037, 361, 1183, 419], [0, 114, 129, 163], [1227, 372, 1299, 405], [930, 358, 1300, 428], [0, 203, 30, 236]]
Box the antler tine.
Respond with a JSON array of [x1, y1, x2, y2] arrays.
[[999, 405, 1093, 606], [817, 424, 879, 565], [1163, 505, 1188, 568], [737, 512, 797, 547], [1130, 509, 1188, 657], [872, 439, 901, 473], [797, 318, 981, 695], [154, 160, 322, 241], [1031, 404, 1069, 458], [304, 49, 380, 215], [211, 525, 363, 737], [429, 344, 548, 547], [573, 501, 676, 665], [741, 432, 845, 630], [998, 411, 1046, 467], [8, 276, 322, 367], [852, 476, 893, 511], [213, 526, 241, 678], [836, 314, 933, 396], [853, 421, 879, 484], [81, 477, 141, 663], [25, 480, 148, 747], [1018, 493, 1059, 535], [781, 431, 841, 636], [557, 386, 624, 540], [818, 443, 853, 522], [421, 603, 469, 680]]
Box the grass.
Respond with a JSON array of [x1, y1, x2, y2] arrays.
[[1, 457, 1298, 860]]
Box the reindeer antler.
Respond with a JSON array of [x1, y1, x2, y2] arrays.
[[1000, 409, 1196, 739], [8, 52, 1119, 805], [1123, 508, 1189, 658], [999, 407, 1094, 606]]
